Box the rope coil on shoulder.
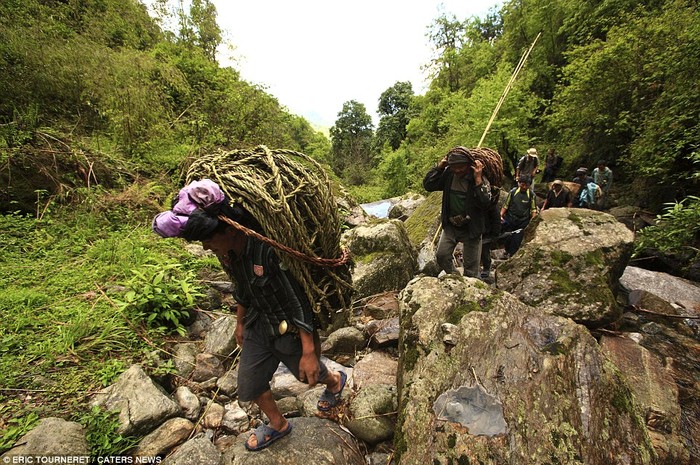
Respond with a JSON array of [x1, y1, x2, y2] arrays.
[[186, 145, 354, 329]]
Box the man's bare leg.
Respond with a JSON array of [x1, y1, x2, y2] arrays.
[[246, 390, 289, 449]]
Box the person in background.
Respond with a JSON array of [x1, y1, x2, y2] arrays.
[[152, 180, 347, 452], [423, 147, 491, 277], [515, 147, 539, 183], [541, 179, 572, 210], [592, 160, 613, 210], [572, 167, 594, 208], [541, 148, 563, 183], [500, 175, 538, 257], [480, 188, 501, 283]]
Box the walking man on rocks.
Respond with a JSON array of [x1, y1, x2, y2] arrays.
[[153, 179, 347, 452], [423, 147, 491, 277]]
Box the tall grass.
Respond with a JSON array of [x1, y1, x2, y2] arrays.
[[0, 185, 209, 448]]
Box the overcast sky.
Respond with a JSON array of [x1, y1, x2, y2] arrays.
[[210, 0, 501, 128]]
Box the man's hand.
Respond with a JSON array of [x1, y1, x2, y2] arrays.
[[299, 353, 320, 387], [437, 155, 449, 170], [473, 159, 484, 184]]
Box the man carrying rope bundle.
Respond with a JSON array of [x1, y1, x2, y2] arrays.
[[153, 179, 347, 452], [423, 147, 492, 277]]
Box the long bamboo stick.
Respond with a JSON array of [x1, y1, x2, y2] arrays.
[[478, 32, 542, 148]]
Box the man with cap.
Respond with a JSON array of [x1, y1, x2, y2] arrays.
[[153, 180, 347, 452], [592, 160, 613, 209], [500, 175, 538, 257], [515, 147, 539, 182], [572, 167, 594, 207], [423, 147, 491, 277], [541, 179, 572, 210]]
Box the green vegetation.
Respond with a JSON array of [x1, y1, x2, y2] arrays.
[[0, 188, 213, 452], [78, 406, 139, 456], [634, 196, 700, 255]]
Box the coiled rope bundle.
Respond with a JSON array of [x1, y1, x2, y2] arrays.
[[448, 146, 504, 187], [185, 145, 353, 330]]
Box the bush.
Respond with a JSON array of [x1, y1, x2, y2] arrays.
[[634, 195, 700, 255], [116, 263, 203, 336]]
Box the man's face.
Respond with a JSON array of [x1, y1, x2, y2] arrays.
[[553, 184, 562, 192], [201, 228, 240, 260], [518, 181, 530, 190], [450, 163, 470, 178]]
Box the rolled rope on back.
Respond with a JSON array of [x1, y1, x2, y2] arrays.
[[185, 145, 353, 329]]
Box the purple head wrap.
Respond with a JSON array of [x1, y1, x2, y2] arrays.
[[172, 179, 225, 215], [152, 179, 227, 238], [152, 211, 191, 238]]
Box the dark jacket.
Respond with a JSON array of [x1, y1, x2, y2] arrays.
[[423, 165, 491, 239]]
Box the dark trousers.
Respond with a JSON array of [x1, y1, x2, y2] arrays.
[[502, 218, 529, 256]]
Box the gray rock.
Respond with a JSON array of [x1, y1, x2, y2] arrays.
[[174, 386, 201, 421], [133, 417, 195, 458], [352, 351, 397, 389], [191, 353, 225, 382], [342, 219, 417, 300], [396, 276, 654, 464], [366, 317, 400, 348], [216, 367, 239, 396], [1, 417, 89, 457], [222, 417, 364, 464], [91, 364, 180, 435], [620, 266, 700, 308], [221, 402, 249, 434], [204, 315, 239, 357], [171, 343, 199, 379], [270, 357, 349, 400], [162, 435, 221, 465], [497, 208, 634, 326], [320, 326, 367, 355], [388, 192, 425, 221], [345, 384, 397, 445]]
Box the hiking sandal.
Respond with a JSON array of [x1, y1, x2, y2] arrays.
[[245, 422, 293, 451], [317, 371, 347, 412]]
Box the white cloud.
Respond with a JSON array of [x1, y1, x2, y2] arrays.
[[213, 0, 501, 128]]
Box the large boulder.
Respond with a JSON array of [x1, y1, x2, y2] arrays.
[[342, 219, 417, 299], [222, 417, 365, 464], [600, 336, 688, 464], [497, 208, 634, 327], [1, 417, 89, 458], [91, 364, 181, 435], [403, 191, 442, 276], [396, 275, 655, 464]]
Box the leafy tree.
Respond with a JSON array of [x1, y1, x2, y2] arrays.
[[376, 81, 414, 150], [188, 0, 221, 61], [547, 0, 699, 198], [329, 100, 375, 185]]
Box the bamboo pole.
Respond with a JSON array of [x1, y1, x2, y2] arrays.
[[477, 32, 542, 148]]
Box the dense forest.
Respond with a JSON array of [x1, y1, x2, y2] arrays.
[[0, 0, 698, 454]]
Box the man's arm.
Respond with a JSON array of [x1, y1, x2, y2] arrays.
[[298, 330, 321, 387], [235, 303, 246, 348], [423, 156, 449, 192]]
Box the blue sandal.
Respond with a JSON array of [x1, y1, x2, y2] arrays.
[[245, 422, 292, 451], [317, 371, 347, 411]]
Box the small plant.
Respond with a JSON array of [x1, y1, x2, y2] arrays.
[[115, 263, 203, 337], [0, 412, 39, 454], [634, 195, 700, 255], [77, 406, 138, 457]]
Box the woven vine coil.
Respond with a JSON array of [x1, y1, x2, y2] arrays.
[[185, 145, 353, 329], [449, 146, 504, 187]]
